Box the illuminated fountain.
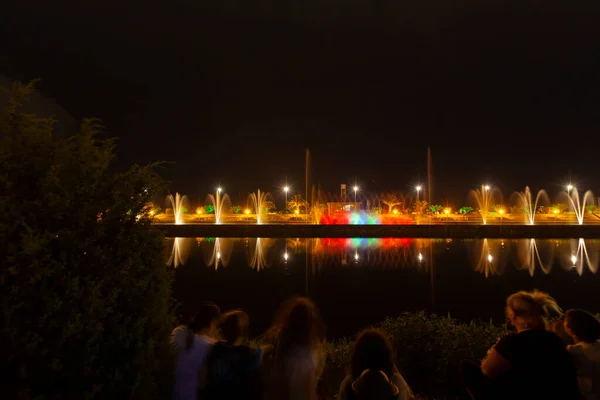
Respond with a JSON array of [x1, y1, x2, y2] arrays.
[[167, 237, 193, 267], [249, 189, 270, 224], [559, 187, 595, 225], [514, 239, 554, 276], [513, 187, 549, 225], [469, 185, 501, 225], [202, 237, 233, 269], [165, 192, 189, 224], [206, 187, 231, 224]]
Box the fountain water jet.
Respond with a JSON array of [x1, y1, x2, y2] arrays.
[[563, 188, 595, 225], [165, 193, 189, 225], [469, 185, 501, 224], [202, 237, 233, 269], [513, 187, 549, 225], [206, 189, 231, 224], [249, 189, 270, 224], [167, 237, 193, 267], [515, 239, 554, 276]]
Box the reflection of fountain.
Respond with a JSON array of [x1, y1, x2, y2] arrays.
[[561, 188, 595, 225], [558, 239, 599, 275], [513, 187, 549, 225], [469, 185, 501, 224], [249, 190, 270, 224], [166, 193, 189, 224], [206, 188, 231, 224], [467, 238, 507, 277], [514, 239, 554, 276], [167, 237, 193, 267], [202, 238, 234, 269], [247, 238, 275, 270]]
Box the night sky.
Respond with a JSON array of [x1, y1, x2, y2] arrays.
[[2, 1, 600, 206]]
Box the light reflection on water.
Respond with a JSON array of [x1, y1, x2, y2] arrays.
[[168, 237, 600, 277]]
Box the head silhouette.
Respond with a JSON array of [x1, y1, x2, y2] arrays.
[[351, 329, 396, 380]]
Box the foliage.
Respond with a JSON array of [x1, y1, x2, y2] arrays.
[[204, 203, 215, 214], [429, 204, 443, 214], [459, 206, 475, 214], [380, 192, 404, 214], [551, 203, 569, 213], [586, 205, 598, 214], [262, 200, 276, 213], [230, 205, 242, 214], [413, 200, 429, 214], [0, 81, 175, 399], [320, 312, 502, 398], [287, 193, 308, 213]]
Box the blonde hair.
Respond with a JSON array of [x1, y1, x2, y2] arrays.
[[506, 290, 563, 329]]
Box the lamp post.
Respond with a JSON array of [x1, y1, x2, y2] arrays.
[[567, 184, 574, 193], [353, 186, 358, 207], [284, 186, 289, 211], [416, 185, 422, 202]]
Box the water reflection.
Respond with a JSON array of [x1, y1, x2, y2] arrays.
[[199, 237, 234, 269], [167, 237, 600, 276], [167, 237, 193, 267]]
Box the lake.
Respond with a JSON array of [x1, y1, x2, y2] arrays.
[[170, 237, 600, 338]]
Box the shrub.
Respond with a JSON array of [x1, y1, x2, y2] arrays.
[[320, 312, 502, 398], [1, 82, 175, 399]]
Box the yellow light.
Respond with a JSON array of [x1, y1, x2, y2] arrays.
[[295, 209, 300, 215], [553, 209, 560, 214], [149, 210, 155, 216], [393, 209, 398, 214], [444, 208, 451, 215], [196, 207, 203, 215], [245, 209, 250, 215], [499, 209, 504, 215]]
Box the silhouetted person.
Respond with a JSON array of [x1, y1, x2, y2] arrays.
[[264, 297, 326, 400], [461, 290, 579, 400], [172, 302, 221, 400], [338, 329, 414, 400], [564, 309, 600, 400], [204, 310, 271, 400]]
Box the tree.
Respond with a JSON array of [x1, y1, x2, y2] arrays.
[[287, 194, 308, 213], [262, 200, 276, 213], [380, 192, 403, 214], [430, 204, 444, 214], [1, 82, 175, 399], [413, 200, 429, 214], [230, 205, 242, 214], [459, 206, 475, 214]]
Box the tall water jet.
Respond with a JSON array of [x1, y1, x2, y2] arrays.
[[247, 238, 274, 270], [559, 239, 599, 275], [206, 187, 231, 224], [165, 192, 189, 225], [561, 188, 595, 225], [469, 185, 501, 224], [249, 189, 270, 224], [513, 187, 549, 225]]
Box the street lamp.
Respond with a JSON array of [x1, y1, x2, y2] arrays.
[[484, 185, 490, 191], [416, 185, 422, 202], [353, 186, 358, 204], [284, 186, 289, 210], [567, 184, 574, 193]]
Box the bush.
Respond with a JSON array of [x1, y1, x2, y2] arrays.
[[0, 82, 176, 399], [320, 312, 502, 398]]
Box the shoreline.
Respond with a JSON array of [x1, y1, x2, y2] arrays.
[[156, 223, 600, 238]]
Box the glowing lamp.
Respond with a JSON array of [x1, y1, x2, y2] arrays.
[[416, 185, 422, 191], [295, 209, 300, 215], [567, 184, 573, 192], [499, 209, 505, 215], [487, 254, 493, 262], [284, 186, 289, 192], [444, 208, 451, 215], [196, 208, 204, 215], [353, 186, 358, 192], [393, 209, 398, 215], [217, 187, 222, 193], [245, 209, 250, 215], [484, 185, 490, 191], [553, 209, 560, 214]]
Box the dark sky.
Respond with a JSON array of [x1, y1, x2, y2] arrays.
[[2, 0, 600, 206]]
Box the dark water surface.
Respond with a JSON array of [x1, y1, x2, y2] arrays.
[[170, 238, 600, 338]]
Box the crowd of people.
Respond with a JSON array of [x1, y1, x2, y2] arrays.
[[170, 292, 600, 400]]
